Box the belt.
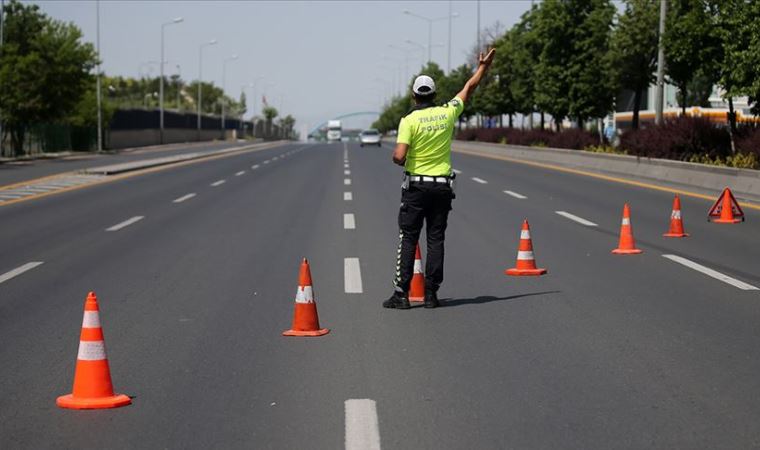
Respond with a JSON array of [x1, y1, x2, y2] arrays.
[[409, 175, 450, 184]]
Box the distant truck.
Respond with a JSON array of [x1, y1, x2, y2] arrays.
[[327, 120, 342, 142]]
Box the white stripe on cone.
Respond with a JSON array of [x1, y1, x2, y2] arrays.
[[520, 230, 531, 240], [621, 218, 631, 225], [671, 210, 681, 219], [517, 251, 535, 260], [82, 311, 101, 328], [413, 259, 423, 273], [295, 286, 314, 304], [77, 340, 107, 361]]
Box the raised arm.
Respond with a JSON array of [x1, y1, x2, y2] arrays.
[[455, 48, 496, 104]]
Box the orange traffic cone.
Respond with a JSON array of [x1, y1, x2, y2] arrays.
[[57, 292, 131, 409], [708, 187, 745, 223], [283, 258, 329, 337], [409, 244, 425, 302], [612, 203, 643, 254], [505, 219, 547, 276], [663, 194, 689, 237]]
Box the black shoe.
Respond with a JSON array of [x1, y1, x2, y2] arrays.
[[423, 291, 440, 309], [383, 292, 410, 309]]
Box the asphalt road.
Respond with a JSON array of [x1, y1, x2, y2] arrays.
[[0, 140, 247, 186], [1, 140, 760, 449]]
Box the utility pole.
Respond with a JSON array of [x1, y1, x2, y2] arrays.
[[96, 0, 102, 152], [654, 0, 667, 125]]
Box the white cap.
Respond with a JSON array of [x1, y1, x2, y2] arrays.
[[412, 75, 436, 95]]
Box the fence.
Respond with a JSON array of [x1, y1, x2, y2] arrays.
[[0, 123, 97, 158]]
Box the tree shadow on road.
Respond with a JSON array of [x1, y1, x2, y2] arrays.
[[439, 290, 561, 308]]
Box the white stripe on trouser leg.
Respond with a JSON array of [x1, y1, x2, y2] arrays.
[[413, 259, 422, 273], [621, 218, 630, 225], [517, 251, 535, 260], [520, 230, 531, 240], [295, 286, 314, 303], [393, 230, 403, 291], [345, 399, 381, 450], [77, 340, 107, 361], [81, 311, 101, 328]]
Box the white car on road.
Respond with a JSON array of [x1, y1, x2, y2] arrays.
[[359, 129, 382, 147]]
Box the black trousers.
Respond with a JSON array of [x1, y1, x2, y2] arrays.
[[394, 182, 454, 294]]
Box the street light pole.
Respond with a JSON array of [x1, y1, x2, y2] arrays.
[[654, 0, 667, 125], [197, 39, 217, 135], [95, 0, 102, 152], [221, 54, 238, 132], [403, 9, 458, 65], [160, 16, 183, 144], [447, 0, 452, 72], [1, 0, 6, 155]]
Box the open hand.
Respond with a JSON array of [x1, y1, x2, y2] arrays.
[[479, 48, 496, 67]]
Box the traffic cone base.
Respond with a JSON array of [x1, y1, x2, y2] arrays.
[[57, 393, 131, 410], [505, 267, 547, 276], [611, 248, 643, 255], [409, 244, 425, 302], [663, 232, 689, 238]]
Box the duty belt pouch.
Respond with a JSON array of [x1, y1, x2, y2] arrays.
[[449, 172, 457, 193], [401, 173, 410, 190]]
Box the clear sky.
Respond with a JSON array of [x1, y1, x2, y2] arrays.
[[31, 0, 534, 132]]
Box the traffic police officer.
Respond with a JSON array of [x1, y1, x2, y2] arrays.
[[383, 48, 496, 310]]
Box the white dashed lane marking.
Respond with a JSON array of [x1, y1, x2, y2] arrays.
[[344, 258, 363, 294], [662, 254, 759, 291], [503, 190, 527, 199], [452, 169, 462, 174], [344, 178, 352, 186], [345, 399, 381, 450], [555, 211, 598, 227], [210, 180, 226, 187], [235, 171, 245, 176], [344, 213, 356, 230], [251, 164, 260, 170], [471, 177, 487, 184], [344, 170, 351, 175], [0, 262, 44, 285], [344, 192, 353, 201], [106, 216, 144, 232], [173, 193, 196, 203]]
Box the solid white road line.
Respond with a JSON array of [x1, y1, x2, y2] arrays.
[[555, 211, 598, 227], [345, 399, 381, 450], [235, 171, 246, 176], [344, 178, 352, 186], [106, 216, 144, 232], [0, 262, 44, 285], [662, 254, 760, 291], [211, 180, 226, 187], [251, 164, 260, 169], [503, 190, 527, 199], [471, 177, 488, 184], [344, 213, 356, 229], [344, 192, 353, 201], [173, 193, 196, 203], [344, 258, 363, 294], [452, 169, 462, 174], [344, 170, 351, 175]]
